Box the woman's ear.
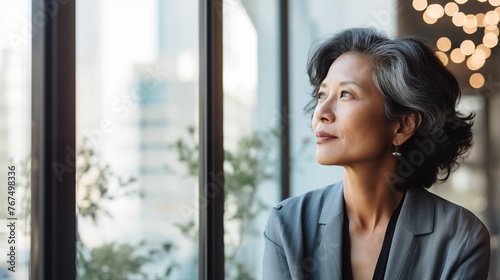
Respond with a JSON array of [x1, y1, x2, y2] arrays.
[[392, 113, 421, 145]]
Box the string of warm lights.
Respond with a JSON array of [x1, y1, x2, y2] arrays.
[[412, 0, 500, 89]]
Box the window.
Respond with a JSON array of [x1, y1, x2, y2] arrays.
[[0, 1, 31, 278], [76, 1, 199, 279], [223, 1, 281, 278]]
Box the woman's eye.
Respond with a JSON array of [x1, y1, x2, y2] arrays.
[[340, 91, 351, 98], [317, 92, 326, 100]]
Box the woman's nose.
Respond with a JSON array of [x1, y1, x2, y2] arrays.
[[314, 99, 335, 123]]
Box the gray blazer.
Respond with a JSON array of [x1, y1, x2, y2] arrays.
[[263, 181, 490, 279]]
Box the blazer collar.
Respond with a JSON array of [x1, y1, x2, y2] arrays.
[[318, 181, 344, 225], [386, 186, 435, 279], [315, 182, 435, 279], [398, 186, 434, 235], [317, 181, 435, 235], [317, 181, 344, 279]]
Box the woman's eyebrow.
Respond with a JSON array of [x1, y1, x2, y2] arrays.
[[320, 80, 362, 88], [339, 80, 362, 87]]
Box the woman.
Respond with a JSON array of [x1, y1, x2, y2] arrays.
[[263, 28, 490, 280]]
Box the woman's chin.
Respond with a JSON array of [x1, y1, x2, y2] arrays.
[[316, 156, 340, 166]]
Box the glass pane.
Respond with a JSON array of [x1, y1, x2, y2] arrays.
[[289, 0, 398, 196], [223, 0, 281, 278], [76, 1, 199, 279], [0, 1, 31, 278]]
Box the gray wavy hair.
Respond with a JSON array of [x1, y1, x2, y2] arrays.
[[306, 28, 474, 191]]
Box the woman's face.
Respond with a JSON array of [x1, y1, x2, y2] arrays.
[[312, 53, 395, 166]]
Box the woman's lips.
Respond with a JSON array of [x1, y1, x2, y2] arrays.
[[315, 131, 337, 143]]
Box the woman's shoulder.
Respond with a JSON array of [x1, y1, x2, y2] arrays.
[[271, 180, 343, 214], [419, 188, 484, 219], [264, 181, 343, 240], [403, 187, 490, 278], [410, 187, 489, 238]]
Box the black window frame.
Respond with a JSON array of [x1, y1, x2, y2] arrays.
[[31, 0, 76, 279], [29, 0, 291, 279]]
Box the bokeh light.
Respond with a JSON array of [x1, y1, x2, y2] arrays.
[[464, 14, 478, 28], [477, 44, 492, 58], [427, 4, 445, 18], [485, 10, 500, 25], [489, 0, 500, 6], [452, 12, 466, 26], [413, 0, 428, 11], [437, 37, 452, 51], [423, 10, 439, 24], [463, 25, 478, 34], [477, 13, 485, 27], [469, 73, 485, 88], [483, 32, 499, 48], [466, 57, 481, 70], [460, 40, 475, 55], [470, 53, 486, 68], [435, 51, 449, 65], [473, 48, 487, 59], [485, 25, 500, 36], [445, 2, 459, 16], [451, 48, 466, 63]]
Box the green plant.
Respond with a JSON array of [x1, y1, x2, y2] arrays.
[[76, 138, 179, 279], [169, 126, 280, 280]]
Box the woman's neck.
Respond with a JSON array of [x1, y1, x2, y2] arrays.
[[343, 161, 404, 232]]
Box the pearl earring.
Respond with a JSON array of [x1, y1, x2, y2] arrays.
[[392, 146, 401, 157]]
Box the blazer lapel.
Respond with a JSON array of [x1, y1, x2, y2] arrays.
[[385, 187, 434, 280], [317, 182, 344, 279]]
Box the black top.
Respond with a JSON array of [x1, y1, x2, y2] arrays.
[[342, 195, 405, 280]]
